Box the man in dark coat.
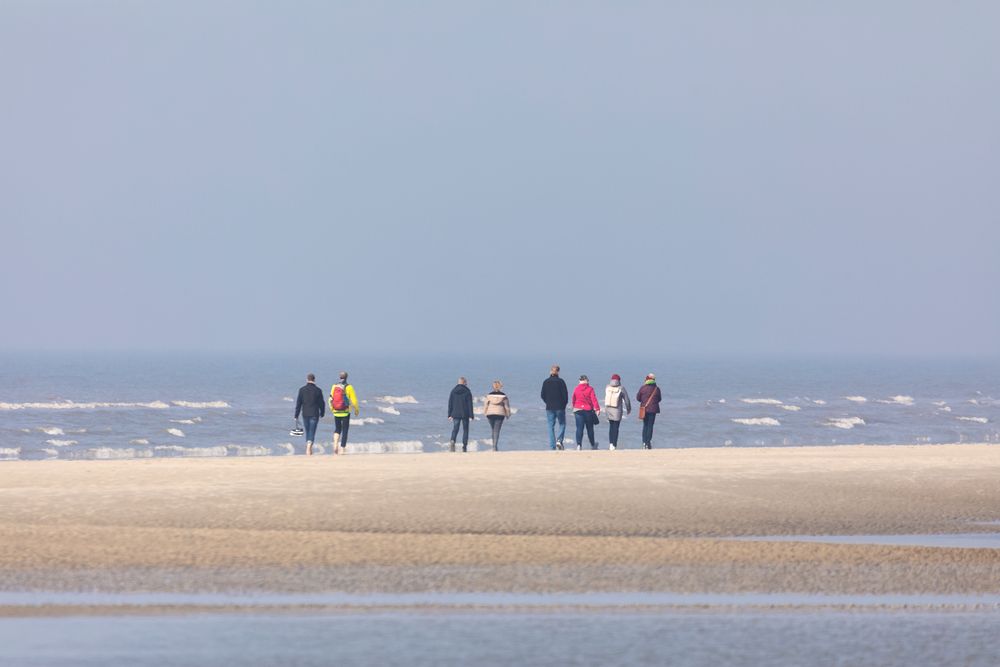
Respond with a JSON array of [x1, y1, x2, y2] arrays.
[[294, 373, 325, 455], [448, 377, 475, 452], [540, 364, 569, 450]]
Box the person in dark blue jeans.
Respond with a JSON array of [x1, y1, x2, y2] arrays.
[[294, 373, 325, 455], [447, 376, 475, 452], [541, 365, 569, 450], [634, 373, 662, 449]]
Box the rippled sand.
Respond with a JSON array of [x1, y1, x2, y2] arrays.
[[2, 445, 999, 614]]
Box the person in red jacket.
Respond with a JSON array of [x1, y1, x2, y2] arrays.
[[572, 375, 601, 450]]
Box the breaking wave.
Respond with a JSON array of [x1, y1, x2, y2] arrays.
[[812, 399, 827, 405], [166, 428, 185, 438], [154, 445, 227, 457], [171, 401, 230, 409], [0, 448, 21, 460], [824, 417, 866, 430], [129, 439, 150, 445], [780, 405, 802, 412], [353, 417, 385, 426], [731, 418, 781, 426], [274, 443, 295, 455], [956, 416, 989, 424], [45, 439, 77, 447], [740, 399, 783, 405], [844, 396, 868, 403], [377, 396, 419, 405], [40, 427, 64, 436], [377, 406, 401, 416], [71, 448, 154, 460], [878, 395, 915, 406], [0, 400, 170, 411], [345, 441, 424, 455]]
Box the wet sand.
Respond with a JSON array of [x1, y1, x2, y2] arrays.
[[2, 445, 999, 615]]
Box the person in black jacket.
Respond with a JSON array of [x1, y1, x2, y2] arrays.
[[294, 373, 325, 455], [447, 377, 475, 452], [540, 365, 569, 450]]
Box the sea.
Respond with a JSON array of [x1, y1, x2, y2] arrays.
[[1, 352, 998, 460]]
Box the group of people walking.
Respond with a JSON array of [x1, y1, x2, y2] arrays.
[[537, 365, 662, 451], [294, 365, 662, 454]]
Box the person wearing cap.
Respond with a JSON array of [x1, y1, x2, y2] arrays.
[[329, 371, 360, 455], [571, 375, 600, 450], [447, 376, 475, 452], [604, 374, 632, 450], [540, 365, 569, 450], [482, 379, 511, 451], [635, 373, 663, 449], [294, 373, 325, 455]]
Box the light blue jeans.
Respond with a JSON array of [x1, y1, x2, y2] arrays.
[[546, 409, 566, 449]]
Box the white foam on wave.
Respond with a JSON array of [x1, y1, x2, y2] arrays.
[[39, 427, 64, 436], [171, 401, 230, 409], [154, 445, 228, 458], [345, 440, 424, 455], [0, 400, 170, 411], [780, 405, 802, 412], [74, 448, 153, 460], [353, 417, 385, 426], [0, 448, 21, 460], [824, 417, 865, 430], [812, 399, 827, 405], [274, 443, 295, 455], [878, 395, 915, 406], [377, 395, 419, 405], [169, 417, 202, 425], [844, 396, 868, 403], [226, 445, 271, 457], [740, 398, 783, 405], [129, 438, 150, 445], [731, 418, 781, 426], [282, 397, 294, 402], [166, 428, 185, 438], [45, 439, 77, 447], [956, 416, 989, 424], [933, 401, 948, 407], [377, 406, 401, 416], [40, 448, 59, 458]]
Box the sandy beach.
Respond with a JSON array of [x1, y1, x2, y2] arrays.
[[2, 445, 999, 615]]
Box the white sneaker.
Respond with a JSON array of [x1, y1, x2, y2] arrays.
[[609, 444, 616, 451], [576, 444, 582, 451]]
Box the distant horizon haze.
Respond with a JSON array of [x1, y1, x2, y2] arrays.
[[2, 2, 998, 358]]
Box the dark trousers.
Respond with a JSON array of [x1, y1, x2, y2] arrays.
[[487, 415, 504, 450], [303, 416, 319, 443], [334, 415, 351, 446], [642, 412, 657, 446], [575, 410, 596, 447], [608, 419, 621, 446], [450, 417, 470, 446]]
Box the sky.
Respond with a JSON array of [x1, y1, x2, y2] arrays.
[[2, 1, 998, 358]]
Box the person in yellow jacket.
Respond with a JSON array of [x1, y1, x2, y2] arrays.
[[329, 371, 360, 455]]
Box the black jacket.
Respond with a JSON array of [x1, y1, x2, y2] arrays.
[[448, 384, 474, 419], [540, 375, 569, 410], [295, 383, 325, 419]]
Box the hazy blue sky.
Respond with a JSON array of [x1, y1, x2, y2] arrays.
[[3, 2, 998, 357]]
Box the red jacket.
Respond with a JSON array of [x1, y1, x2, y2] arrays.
[[572, 383, 600, 412]]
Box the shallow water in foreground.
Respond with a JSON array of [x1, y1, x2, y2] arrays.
[[1, 611, 998, 666]]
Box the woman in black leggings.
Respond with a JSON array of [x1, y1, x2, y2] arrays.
[[482, 380, 511, 451]]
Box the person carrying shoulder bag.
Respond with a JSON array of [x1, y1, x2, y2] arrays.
[[635, 373, 662, 449]]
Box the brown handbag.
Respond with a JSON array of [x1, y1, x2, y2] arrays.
[[638, 386, 657, 420]]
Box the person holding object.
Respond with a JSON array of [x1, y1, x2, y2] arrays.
[[635, 373, 663, 449], [572, 374, 600, 450], [294, 373, 325, 455], [447, 376, 475, 452], [540, 365, 569, 450], [604, 373, 631, 450], [482, 380, 511, 452], [329, 371, 360, 455]]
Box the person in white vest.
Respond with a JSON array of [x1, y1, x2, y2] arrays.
[[603, 374, 632, 450]]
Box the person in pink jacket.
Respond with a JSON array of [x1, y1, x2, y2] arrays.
[[572, 375, 601, 450]]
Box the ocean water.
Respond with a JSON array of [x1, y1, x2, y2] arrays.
[[1, 611, 999, 666], [1, 353, 998, 460]]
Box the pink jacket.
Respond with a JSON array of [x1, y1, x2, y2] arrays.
[[572, 383, 600, 412]]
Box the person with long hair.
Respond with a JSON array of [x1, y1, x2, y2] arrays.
[[482, 380, 511, 451]]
